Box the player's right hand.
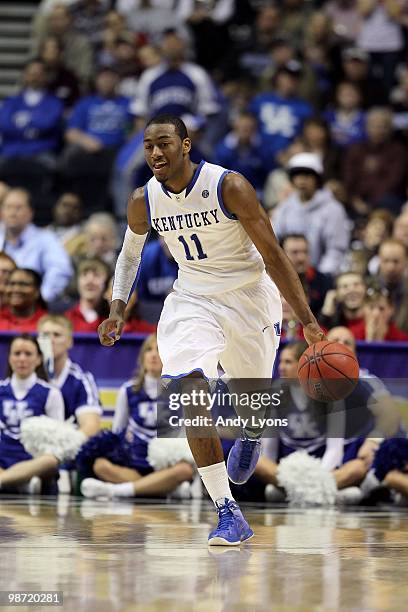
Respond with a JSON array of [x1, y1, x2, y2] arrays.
[[98, 316, 125, 346]]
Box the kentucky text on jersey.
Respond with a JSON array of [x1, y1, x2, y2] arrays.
[[151, 208, 220, 233]]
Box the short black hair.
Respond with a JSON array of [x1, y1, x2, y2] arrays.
[[145, 114, 188, 141], [281, 233, 308, 248]]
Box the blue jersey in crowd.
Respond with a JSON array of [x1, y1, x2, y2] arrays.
[[213, 133, 268, 194], [137, 239, 178, 303], [52, 359, 101, 423], [325, 109, 366, 148], [250, 93, 312, 167], [114, 382, 157, 470], [0, 90, 63, 157], [131, 63, 220, 118], [68, 95, 131, 148], [0, 374, 63, 468]]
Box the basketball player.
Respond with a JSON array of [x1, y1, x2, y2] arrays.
[[98, 115, 325, 545]]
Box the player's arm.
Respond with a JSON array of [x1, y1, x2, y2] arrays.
[[98, 188, 150, 346], [222, 172, 325, 344]]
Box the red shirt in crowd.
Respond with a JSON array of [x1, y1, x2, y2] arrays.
[[352, 320, 408, 342], [64, 304, 104, 332], [0, 307, 48, 332], [65, 304, 156, 334]]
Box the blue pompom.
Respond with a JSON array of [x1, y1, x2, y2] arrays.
[[76, 431, 121, 476], [373, 438, 408, 481]]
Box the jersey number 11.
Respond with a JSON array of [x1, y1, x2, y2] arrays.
[[178, 234, 208, 261]]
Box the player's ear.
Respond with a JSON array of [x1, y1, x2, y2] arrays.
[[182, 137, 191, 155]]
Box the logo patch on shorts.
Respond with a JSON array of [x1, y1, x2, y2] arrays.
[[202, 189, 209, 198], [273, 322, 281, 336]]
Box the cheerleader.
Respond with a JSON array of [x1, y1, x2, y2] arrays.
[[0, 334, 64, 492], [79, 334, 194, 498]]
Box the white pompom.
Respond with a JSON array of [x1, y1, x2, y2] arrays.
[[148, 437, 195, 470], [277, 451, 337, 507], [20, 416, 87, 462]]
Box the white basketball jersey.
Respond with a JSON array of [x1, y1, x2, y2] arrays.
[[144, 161, 265, 295]]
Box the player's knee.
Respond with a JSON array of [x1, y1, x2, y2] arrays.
[[93, 457, 111, 478]]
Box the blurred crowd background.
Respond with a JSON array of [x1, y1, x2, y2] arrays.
[[0, 0, 407, 341]]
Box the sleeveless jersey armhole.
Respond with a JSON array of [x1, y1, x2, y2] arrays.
[[217, 170, 238, 221]]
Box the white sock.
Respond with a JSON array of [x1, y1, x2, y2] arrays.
[[110, 482, 135, 497], [197, 461, 234, 505]]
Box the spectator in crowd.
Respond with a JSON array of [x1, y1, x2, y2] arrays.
[[70, 0, 109, 52], [391, 64, 408, 143], [272, 153, 350, 274], [281, 0, 312, 48], [0, 60, 63, 170], [325, 81, 366, 148], [131, 30, 220, 127], [343, 107, 408, 215], [0, 334, 64, 493], [263, 139, 304, 211], [319, 271, 366, 333], [303, 11, 341, 104], [301, 116, 341, 179], [46, 192, 84, 255], [78, 333, 194, 499], [258, 35, 318, 106], [62, 66, 132, 212], [104, 278, 156, 334], [97, 10, 136, 66], [352, 288, 408, 342], [340, 47, 387, 108], [0, 189, 73, 301], [0, 268, 48, 333], [38, 35, 80, 110], [356, 0, 405, 92], [33, 3, 93, 87], [80, 213, 118, 270], [281, 233, 333, 313], [280, 294, 304, 341], [37, 315, 101, 435], [223, 4, 282, 81], [113, 38, 141, 99], [64, 257, 110, 332], [0, 252, 17, 311], [393, 209, 408, 246], [137, 238, 178, 323], [250, 61, 312, 169], [178, 0, 234, 71], [371, 238, 408, 331], [324, 0, 362, 43], [116, 0, 187, 41], [213, 112, 268, 197], [344, 209, 395, 274]]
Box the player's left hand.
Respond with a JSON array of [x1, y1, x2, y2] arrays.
[[303, 322, 327, 346]]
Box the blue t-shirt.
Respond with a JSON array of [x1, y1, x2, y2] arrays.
[[137, 239, 178, 303], [0, 91, 63, 156], [122, 383, 157, 470], [213, 133, 268, 193], [55, 360, 101, 422], [325, 109, 366, 148], [0, 378, 49, 459], [68, 95, 131, 148], [250, 93, 312, 168]]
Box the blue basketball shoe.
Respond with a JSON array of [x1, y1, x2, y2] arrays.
[[227, 436, 261, 485], [208, 498, 254, 546]]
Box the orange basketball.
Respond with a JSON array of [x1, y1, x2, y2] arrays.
[[297, 341, 359, 402]]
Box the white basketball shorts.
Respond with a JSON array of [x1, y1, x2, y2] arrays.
[[157, 272, 282, 379]]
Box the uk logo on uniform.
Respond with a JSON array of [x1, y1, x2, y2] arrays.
[[202, 190, 209, 198]]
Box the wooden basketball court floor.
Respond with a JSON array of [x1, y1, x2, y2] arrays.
[[0, 497, 407, 612]]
